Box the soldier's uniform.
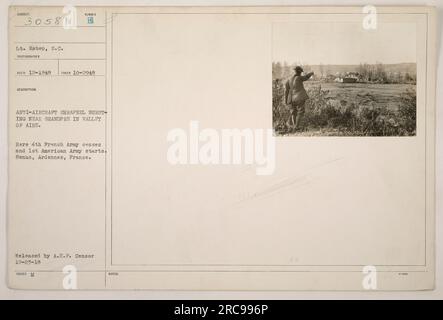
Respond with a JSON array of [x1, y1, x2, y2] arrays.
[[285, 67, 313, 130]]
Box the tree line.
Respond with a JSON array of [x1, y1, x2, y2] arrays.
[[272, 62, 416, 84]]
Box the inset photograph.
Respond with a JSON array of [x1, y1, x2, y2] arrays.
[[272, 21, 417, 136]]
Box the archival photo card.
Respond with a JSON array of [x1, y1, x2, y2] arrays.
[[7, 6, 436, 291]]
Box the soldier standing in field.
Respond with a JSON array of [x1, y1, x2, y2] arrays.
[[285, 66, 314, 131]]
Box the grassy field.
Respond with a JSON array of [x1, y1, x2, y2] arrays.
[[305, 82, 415, 111], [273, 81, 416, 136]]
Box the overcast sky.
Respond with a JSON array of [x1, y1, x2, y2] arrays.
[[272, 21, 416, 65]]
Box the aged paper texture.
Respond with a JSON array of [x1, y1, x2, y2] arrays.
[[8, 6, 437, 290]]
